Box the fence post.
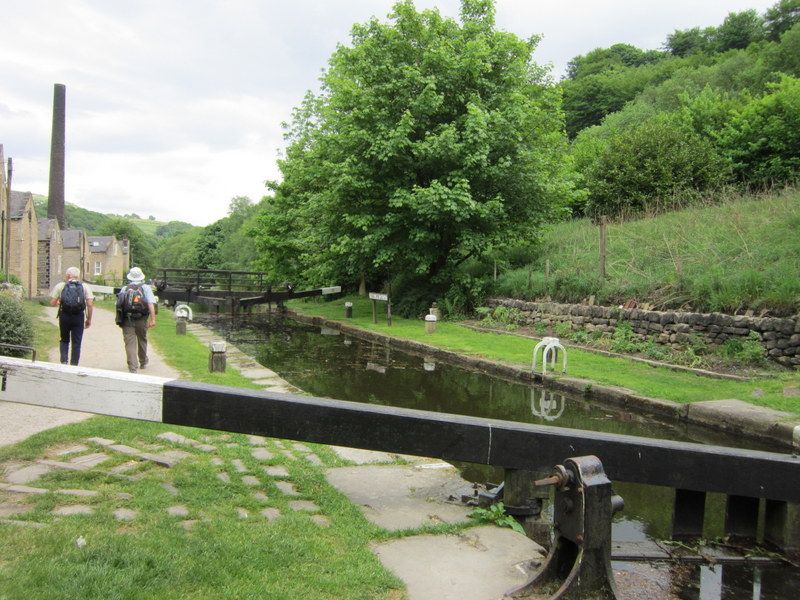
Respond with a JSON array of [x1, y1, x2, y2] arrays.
[[209, 341, 227, 373], [599, 215, 607, 280]]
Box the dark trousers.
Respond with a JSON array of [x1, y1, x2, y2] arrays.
[[59, 311, 85, 365]]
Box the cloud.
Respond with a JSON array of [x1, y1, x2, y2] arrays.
[[1, 0, 779, 226]]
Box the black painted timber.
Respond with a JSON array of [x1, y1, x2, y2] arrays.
[[162, 380, 800, 503]]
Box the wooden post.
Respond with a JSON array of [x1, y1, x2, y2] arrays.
[[176, 317, 187, 335], [387, 285, 392, 327], [372, 299, 377, 323], [598, 216, 607, 280], [208, 341, 227, 373]]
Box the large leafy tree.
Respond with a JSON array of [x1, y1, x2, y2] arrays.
[[253, 0, 576, 294], [98, 217, 156, 273]]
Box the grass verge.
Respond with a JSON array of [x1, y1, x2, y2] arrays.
[[1, 300, 479, 599], [289, 295, 800, 416]]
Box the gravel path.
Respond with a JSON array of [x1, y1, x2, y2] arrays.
[[0, 304, 180, 447]]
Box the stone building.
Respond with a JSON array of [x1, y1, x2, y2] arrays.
[[37, 218, 62, 294], [7, 191, 39, 298], [61, 229, 90, 281], [87, 235, 129, 285], [0, 145, 7, 275]]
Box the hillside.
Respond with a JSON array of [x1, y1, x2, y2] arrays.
[[32, 196, 194, 237], [494, 188, 800, 316]]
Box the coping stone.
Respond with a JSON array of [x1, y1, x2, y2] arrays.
[[372, 526, 542, 600], [330, 446, 395, 465], [326, 464, 471, 531]]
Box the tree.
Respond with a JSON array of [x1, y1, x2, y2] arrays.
[[764, 0, 800, 41], [665, 27, 715, 56], [719, 76, 800, 185], [253, 0, 576, 299], [566, 43, 666, 79], [98, 217, 157, 273], [715, 10, 765, 52]]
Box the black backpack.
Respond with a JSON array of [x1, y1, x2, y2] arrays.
[[60, 280, 86, 314], [118, 284, 149, 318]]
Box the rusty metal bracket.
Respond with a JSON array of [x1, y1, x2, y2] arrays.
[[506, 455, 623, 599]]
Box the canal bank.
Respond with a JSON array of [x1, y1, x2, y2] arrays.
[[286, 309, 800, 452]]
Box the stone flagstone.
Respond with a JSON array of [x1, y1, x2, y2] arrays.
[[180, 520, 198, 530], [53, 504, 94, 516], [114, 508, 137, 521], [0, 519, 46, 528], [253, 491, 268, 503], [54, 444, 89, 456], [263, 466, 289, 478], [231, 459, 248, 473], [275, 481, 299, 497], [311, 515, 331, 527], [116, 492, 133, 500], [236, 508, 249, 519], [247, 435, 267, 446], [57, 489, 99, 497], [261, 508, 281, 521], [251, 448, 274, 461], [86, 437, 116, 446], [110, 461, 140, 474], [288, 500, 319, 513], [217, 473, 231, 484], [211, 457, 224, 466], [5, 464, 52, 484], [0, 504, 33, 517], [304, 454, 323, 466], [292, 443, 312, 453], [282, 450, 295, 460], [161, 483, 179, 496], [167, 505, 189, 517], [69, 451, 109, 467], [241, 475, 260, 487], [2, 484, 48, 495]]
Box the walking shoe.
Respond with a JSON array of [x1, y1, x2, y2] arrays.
[[140, 360, 148, 370]]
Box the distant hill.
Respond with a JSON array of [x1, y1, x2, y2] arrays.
[[32, 196, 195, 238]]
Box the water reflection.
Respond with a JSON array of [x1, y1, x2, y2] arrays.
[[530, 388, 565, 422]]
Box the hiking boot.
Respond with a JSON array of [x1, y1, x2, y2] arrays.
[[140, 360, 148, 370]]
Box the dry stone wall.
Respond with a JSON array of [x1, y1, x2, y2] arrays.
[[487, 298, 800, 367]]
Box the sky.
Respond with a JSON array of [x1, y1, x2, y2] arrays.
[[0, 0, 779, 226]]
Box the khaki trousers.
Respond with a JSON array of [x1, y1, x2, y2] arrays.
[[122, 318, 149, 373]]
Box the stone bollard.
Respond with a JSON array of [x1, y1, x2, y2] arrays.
[[209, 341, 227, 373], [345, 301, 353, 318], [429, 302, 441, 320], [176, 317, 187, 335], [425, 314, 437, 334]]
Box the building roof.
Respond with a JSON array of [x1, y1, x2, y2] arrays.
[[9, 190, 33, 219], [88, 236, 114, 253], [61, 229, 84, 249], [38, 218, 59, 241]]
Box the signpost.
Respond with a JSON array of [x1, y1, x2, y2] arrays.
[[369, 291, 391, 326]]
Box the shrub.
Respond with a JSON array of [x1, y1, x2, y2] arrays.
[[0, 295, 34, 357], [610, 321, 645, 353], [554, 320, 573, 338], [476, 305, 524, 331], [718, 331, 767, 365], [584, 112, 729, 218]]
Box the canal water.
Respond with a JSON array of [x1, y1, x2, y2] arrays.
[[199, 313, 799, 599]]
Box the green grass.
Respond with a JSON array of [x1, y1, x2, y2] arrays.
[[495, 188, 800, 315], [23, 300, 58, 361], [290, 295, 800, 416], [2, 302, 427, 599], [0, 418, 406, 599]]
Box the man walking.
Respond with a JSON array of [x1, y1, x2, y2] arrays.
[[117, 267, 157, 373], [50, 267, 94, 365]]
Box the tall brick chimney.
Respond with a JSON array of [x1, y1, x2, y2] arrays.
[[47, 83, 66, 228]]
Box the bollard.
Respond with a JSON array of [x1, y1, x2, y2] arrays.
[[429, 302, 441, 320], [345, 301, 353, 318], [176, 317, 187, 335], [209, 341, 227, 373], [425, 313, 437, 334]]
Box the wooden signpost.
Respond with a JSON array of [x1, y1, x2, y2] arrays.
[[369, 291, 391, 326]]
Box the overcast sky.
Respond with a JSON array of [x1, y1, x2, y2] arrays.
[[1, 0, 778, 226]]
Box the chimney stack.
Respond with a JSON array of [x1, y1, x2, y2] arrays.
[[47, 83, 66, 228]]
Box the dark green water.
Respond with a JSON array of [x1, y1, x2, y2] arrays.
[[200, 314, 799, 599]]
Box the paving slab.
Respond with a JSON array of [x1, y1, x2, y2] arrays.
[[686, 399, 800, 445], [326, 464, 472, 531], [53, 504, 94, 516], [4, 463, 52, 485], [330, 446, 396, 464], [372, 526, 542, 600]]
